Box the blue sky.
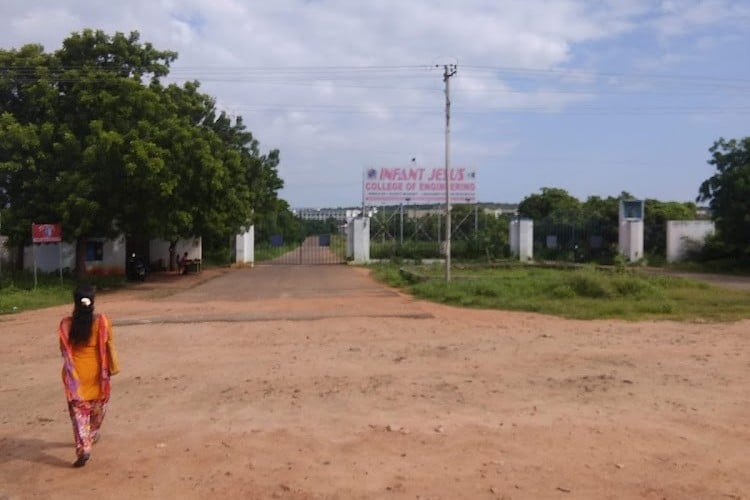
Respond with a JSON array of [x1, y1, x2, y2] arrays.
[[2, 1, 749, 208]]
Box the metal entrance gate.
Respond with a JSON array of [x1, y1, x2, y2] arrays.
[[370, 204, 481, 259], [256, 234, 346, 265]]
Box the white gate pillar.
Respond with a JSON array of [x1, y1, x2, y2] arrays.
[[235, 225, 254, 266], [510, 218, 533, 261], [347, 217, 370, 264], [619, 200, 644, 262]]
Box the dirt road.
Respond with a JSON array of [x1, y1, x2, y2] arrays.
[[1, 265, 748, 499]]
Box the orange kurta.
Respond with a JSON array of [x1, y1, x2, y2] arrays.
[[59, 314, 114, 401]]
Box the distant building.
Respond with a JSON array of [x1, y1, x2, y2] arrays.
[[695, 206, 712, 219], [484, 203, 519, 217], [293, 207, 362, 223], [294, 203, 518, 221]]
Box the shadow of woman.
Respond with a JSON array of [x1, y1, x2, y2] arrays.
[[0, 436, 72, 468]]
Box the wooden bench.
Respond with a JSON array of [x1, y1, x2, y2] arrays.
[[185, 259, 202, 273]]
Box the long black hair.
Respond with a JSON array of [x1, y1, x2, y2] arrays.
[[69, 284, 96, 346]]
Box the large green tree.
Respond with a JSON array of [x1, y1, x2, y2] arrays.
[[517, 187, 581, 223], [0, 44, 61, 264], [698, 137, 750, 256], [1, 29, 285, 272]]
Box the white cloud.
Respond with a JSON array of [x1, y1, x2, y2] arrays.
[[654, 0, 750, 37], [1, 0, 748, 206]]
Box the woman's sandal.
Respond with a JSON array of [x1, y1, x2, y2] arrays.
[[72, 453, 90, 468]]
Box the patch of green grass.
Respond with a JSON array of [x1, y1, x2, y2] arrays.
[[369, 263, 750, 321], [370, 241, 441, 260], [0, 283, 70, 314], [370, 265, 410, 287], [0, 272, 127, 315]]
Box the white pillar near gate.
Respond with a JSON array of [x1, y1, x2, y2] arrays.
[[619, 200, 644, 262], [346, 220, 354, 259], [510, 218, 533, 261], [235, 225, 254, 266], [348, 217, 370, 264]]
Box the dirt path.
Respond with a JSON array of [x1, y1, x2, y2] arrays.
[[1, 265, 748, 499], [268, 236, 345, 265]]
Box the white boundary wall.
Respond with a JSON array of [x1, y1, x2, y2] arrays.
[[150, 237, 202, 269], [22, 236, 128, 275], [86, 235, 127, 274], [23, 242, 76, 272], [19, 235, 202, 274], [666, 220, 715, 263]]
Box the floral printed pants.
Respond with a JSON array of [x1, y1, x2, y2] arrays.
[[67, 399, 107, 457]]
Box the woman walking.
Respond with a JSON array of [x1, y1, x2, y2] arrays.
[[58, 284, 118, 467]]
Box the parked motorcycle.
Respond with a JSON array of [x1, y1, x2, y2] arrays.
[[126, 253, 147, 281]]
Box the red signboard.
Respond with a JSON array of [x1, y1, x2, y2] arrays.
[[32, 223, 62, 243]]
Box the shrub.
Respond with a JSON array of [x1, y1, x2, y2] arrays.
[[565, 271, 611, 298], [611, 276, 655, 297]]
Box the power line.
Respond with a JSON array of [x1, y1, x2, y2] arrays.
[[3, 62, 749, 86], [3, 62, 748, 118], [223, 103, 750, 116]]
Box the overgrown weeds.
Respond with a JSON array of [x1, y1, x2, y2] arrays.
[[370, 263, 749, 321]]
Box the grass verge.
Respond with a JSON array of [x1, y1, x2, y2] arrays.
[[369, 263, 750, 321], [0, 272, 127, 315]]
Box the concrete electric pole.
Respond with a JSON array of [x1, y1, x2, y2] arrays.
[[442, 64, 457, 282]]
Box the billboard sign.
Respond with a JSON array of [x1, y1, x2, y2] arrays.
[[364, 166, 476, 205], [32, 223, 62, 243]]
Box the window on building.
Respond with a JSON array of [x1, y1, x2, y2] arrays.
[[86, 241, 104, 262]]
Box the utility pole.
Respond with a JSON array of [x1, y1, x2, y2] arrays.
[[442, 64, 457, 282], [400, 202, 404, 245]]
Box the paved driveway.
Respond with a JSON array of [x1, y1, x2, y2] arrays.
[[113, 264, 431, 325], [174, 264, 394, 301]]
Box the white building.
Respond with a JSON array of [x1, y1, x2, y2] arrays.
[[19, 235, 201, 275]]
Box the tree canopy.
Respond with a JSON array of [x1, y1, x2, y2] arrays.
[[698, 137, 750, 257], [517, 187, 581, 223], [0, 30, 285, 269]]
